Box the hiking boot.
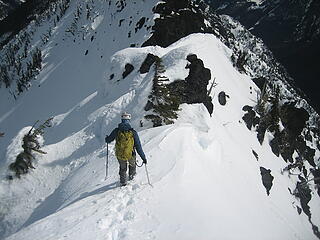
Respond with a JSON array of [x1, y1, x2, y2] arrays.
[[120, 181, 127, 187]]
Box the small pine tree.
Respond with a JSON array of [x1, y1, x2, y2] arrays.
[[268, 85, 281, 133], [8, 118, 53, 179], [145, 57, 180, 126]]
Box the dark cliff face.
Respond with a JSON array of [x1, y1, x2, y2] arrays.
[[141, 0, 214, 127], [0, 0, 56, 49], [142, 0, 214, 48], [205, 0, 320, 113], [0, 0, 21, 21]]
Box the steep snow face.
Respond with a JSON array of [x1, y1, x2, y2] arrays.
[[0, 0, 157, 161], [0, 0, 319, 240], [0, 0, 158, 237], [1, 32, 320, 240], [205, 0, 320, 112], [0, 0, 20, 21]]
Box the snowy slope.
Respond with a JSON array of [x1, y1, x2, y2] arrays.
[[0, 0, 319, 240]]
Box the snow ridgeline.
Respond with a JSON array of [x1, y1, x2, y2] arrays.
[[0, 0, 319, 239], [0, 33, 319, 240]]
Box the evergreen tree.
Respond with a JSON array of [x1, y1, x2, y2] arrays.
[[8, 118, 52, 179], [145, 57, 181, 126]]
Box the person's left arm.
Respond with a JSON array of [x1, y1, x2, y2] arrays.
[[133, 130, 147, 163]]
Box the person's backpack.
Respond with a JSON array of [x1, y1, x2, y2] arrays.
[[115, 130, 134, 161]]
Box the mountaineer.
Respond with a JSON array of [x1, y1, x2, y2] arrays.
[[105, 112, 147, 186]]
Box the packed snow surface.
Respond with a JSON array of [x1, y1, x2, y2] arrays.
[[0, 33, 318, 240], [0, 0, 319, 238]]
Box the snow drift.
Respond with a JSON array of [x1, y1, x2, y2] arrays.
[[0, 0, 319, 239]]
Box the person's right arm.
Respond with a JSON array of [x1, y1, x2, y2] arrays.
[[105, 128, 118, 143]]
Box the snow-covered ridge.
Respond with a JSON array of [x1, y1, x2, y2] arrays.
[[2, 32, 319, 240], [0, 0, 319, 239]]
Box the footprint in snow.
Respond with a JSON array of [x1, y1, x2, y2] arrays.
[[123, 210, 135, 221], [97, 218, 111, 229], [126, 198, 134, 206]]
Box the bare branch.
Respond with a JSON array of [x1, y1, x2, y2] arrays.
[[207, 77, 217, 96]]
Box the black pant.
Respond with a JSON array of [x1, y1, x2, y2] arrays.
[[118, 154, 136, 184]]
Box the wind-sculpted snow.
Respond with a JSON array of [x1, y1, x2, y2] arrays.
[[0, 0, 319, 239], [0, 32, 319, 239]]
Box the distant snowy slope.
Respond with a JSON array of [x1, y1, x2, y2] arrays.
[[0, 0, 158, 237], [0, 0, 319, 240]]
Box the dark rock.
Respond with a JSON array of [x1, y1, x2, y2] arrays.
[[152, 0, 190, 15], [252, 149, 259, 161], [242, 105, 259, 130], [184, 54, 213, 115], [256, 119, 268, 144], [311, 224, 320, 239], [260, 167, 274, 195], [163, 0, 190, 11], [263, 103, 313, 164], [252, 77, 267, 91], [119, 19, 125, 27], [242, 105, 253, 112], [144, 100, 154, 111], [311, 168, 320, 197], [270, 138, 280, 157], [186, 54, 198, 63], [85, 50, 88, 55], [232, 51, 248, 73], [279, 139, 295, 163], [295, 137, 316, 167], [122, 63, 134, 79], [218, 91, 229, 106], [280, 103, 309, 138], [116, 0, 126, 12], [203, 100, 214, 116], [294, 178, 312, 217], [143, 1, 213, 47], [152, 3, 171, 15], [109, 74, 114, 80], [135, 17, 146, 33], [139, 53, 158, 74], [297, 206, 302, 215]]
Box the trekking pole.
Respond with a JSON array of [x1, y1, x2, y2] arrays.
[[144, 164, 153, 187], [105, 143, 109, 180]]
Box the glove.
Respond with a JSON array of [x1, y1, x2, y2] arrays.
[[143, 158, 147, 164]]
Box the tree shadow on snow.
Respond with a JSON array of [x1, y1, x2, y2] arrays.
[[61, 181, 119, 209], [21, 181, 118, 230]]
